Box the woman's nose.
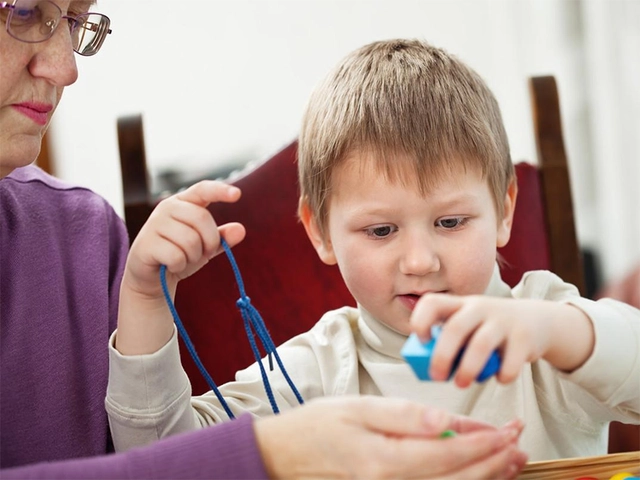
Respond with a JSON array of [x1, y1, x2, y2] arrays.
[[399, 235, 440, 276], [28, 25, 79, 87]]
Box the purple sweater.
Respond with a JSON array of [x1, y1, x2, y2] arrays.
[[0, 166, 267, 479]]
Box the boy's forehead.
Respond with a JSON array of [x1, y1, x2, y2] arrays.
[[329, 155, 491, 212], [337, 148, 482, 190]]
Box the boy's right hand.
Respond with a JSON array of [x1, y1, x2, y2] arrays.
[[115, 180, 245, 355]]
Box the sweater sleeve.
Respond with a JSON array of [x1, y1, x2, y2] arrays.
[[106, 328, 199, 452], [561, 295, 640, 421], [1, 414, 268, 480], [515, 270, 640, 422], [107, 307, 360, 452]]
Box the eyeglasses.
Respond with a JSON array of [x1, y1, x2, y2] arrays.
[[0, 0, 112, 56]]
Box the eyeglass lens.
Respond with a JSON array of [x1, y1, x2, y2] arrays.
[[72, 13, 110, 55], [3, 0, 111, 56], [4, 0, 60, 42]]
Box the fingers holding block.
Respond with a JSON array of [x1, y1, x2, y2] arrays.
[[401, 327, 501, 382]]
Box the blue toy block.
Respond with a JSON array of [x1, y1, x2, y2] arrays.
[[401, 333, 436, 380], [401, 326, 501, 382]]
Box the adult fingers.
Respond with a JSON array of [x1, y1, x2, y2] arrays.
[[446, 416, 524, 442], [349, 396, 519, 440], [447, 414, 498, 434], [438, 444, 527, 480], [350, 396, 452, 437], [501, 418, 526, 437], [391, 428, 521, 478]]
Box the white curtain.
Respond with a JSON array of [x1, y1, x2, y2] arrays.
[[580, 0, 640, 284], [497, 0, 639, 285]]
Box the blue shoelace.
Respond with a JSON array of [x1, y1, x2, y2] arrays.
[[160, 238, 304, 420]]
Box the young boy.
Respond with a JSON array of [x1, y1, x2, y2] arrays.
[[106, 39, 640, 461]]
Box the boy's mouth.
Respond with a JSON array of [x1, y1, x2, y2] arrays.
[[397, 291, 447, 311], [397, 294, 422, 311]]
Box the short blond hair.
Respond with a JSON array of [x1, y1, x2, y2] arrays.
[[298, 39, 513, 237]]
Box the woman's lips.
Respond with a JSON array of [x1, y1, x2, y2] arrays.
[[13, 102, 53, 126]]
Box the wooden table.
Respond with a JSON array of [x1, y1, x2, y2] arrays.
[[518, 451, 640, 480]]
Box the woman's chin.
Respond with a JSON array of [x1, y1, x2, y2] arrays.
[[0, 137, 42, 177]]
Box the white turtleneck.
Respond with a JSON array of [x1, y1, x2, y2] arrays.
[[106, 266, 640, 461]]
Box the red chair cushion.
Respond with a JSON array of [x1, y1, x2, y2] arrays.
[[498, 162, 551, 285], [176, 142, 353, 392]]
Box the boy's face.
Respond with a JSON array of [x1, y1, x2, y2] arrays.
[[300, 152, 516, 335]]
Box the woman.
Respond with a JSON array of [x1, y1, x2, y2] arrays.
[[0, 1, 527, 478]]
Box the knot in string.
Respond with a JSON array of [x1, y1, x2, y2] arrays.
[[236, 297, 251, 309], [160, 238, 304, 420]]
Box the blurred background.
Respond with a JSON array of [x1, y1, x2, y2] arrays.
[[45, 0, 639, 290]]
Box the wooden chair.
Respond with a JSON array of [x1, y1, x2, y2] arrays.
[[117, 75, 636, 453]]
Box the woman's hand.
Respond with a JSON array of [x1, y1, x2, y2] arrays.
[[255, 396, 527, 479]]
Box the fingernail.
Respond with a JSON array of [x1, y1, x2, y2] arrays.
[[500, 447, 527, 480], [422, 408, 447, 434], [503, 418, 525, 434], [505, 463, 518, 479], [499, 428, 518, 446], [514, 450, 528, 466], [508, 450, 528, 478]]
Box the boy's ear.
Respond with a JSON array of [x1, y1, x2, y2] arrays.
[[298, 198, 337, 265], [496, 177, 518, 248]]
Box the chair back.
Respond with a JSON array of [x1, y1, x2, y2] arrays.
[[174, 141, 353, 389]]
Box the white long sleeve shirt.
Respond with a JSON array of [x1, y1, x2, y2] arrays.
[[106, 268, 640, 461]]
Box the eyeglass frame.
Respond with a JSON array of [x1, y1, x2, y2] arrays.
[[0, 0, 112, 56]]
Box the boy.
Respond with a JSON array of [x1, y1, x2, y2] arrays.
[[107, 39, 640, 461]]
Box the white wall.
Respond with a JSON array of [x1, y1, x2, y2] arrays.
[[48, 0, 639, 284]]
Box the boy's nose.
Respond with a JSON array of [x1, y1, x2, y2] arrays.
[[399, 236, 440, 276]]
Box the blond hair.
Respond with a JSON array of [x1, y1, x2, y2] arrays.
[[298, 39, 513, 236]]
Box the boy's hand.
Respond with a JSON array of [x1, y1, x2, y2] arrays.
[[115, 181, 245, 355], [410, 294, 595, 387], [125, 180, 245, 299]]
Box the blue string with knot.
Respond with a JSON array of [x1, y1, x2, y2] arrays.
[[159, 237, 304, 420]]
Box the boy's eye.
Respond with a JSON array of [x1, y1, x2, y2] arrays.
[[365, 225, 396, 238], [436, 217, 467, 229]]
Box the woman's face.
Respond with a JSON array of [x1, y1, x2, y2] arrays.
[[0, 0, 83, 178]]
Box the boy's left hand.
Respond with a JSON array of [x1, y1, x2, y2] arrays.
[[410, 294, 594, 388], [115, 180, 245, 356], [124, 180, 245, 300]]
